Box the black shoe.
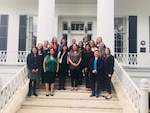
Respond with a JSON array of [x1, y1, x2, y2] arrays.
[[58, 88, 61, 90], [95, 94, 99, 98], [27, 92, 31, 97], [33, 93, 38, 96], [62, 88, 66, 90], [51, 94, 54, 96], [90, 94, 95, 97], [46, 94, 49, 96]]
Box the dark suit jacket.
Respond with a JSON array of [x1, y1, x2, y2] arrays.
[[27, 54, 41, 71], [89, 57, 104, 75], [104, 55, 114, 75]]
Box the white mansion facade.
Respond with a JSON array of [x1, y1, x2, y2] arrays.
[[0, 0, 150, 64]]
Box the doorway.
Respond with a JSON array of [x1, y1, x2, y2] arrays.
[[58, 17, 96, 46]]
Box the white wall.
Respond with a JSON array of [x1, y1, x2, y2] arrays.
[[115, 0, 150, 54], [0, 0, 38, 14], [56, 4, 96, 16]]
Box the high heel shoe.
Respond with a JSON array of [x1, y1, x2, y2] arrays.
[[71, 87, 74, 91], [105, 96, 112, 99], [75, 87, 78, 91], [50, 93, 54, 96]]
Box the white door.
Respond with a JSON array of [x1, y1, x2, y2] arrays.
[[58, 17, 96, 46]]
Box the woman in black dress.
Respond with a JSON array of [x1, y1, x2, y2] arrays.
[[27, 46, 41, 97], [58, 45, 68, 90], [103, 48, 114, 99], [82, 44, 94, 91], [78, 41, 84, 85]]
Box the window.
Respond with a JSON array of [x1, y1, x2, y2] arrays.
[[87, 34, 92, 41], [18, 15, 27, 51], [0, 15, 8, 50], [114, 18, 127, 53], [62, 34, 67, 41], [87, 22, 93, 31], [63, 22, 68, 30], [71, 22, 84, 31]]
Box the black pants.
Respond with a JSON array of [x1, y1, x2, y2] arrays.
[[58, 71, 67, 88], [78, 69, 83, 85], [70, 69, 79, 87], [84, 70, 91, 88], [105, 74, 112, 94], [28, 79, 37, 94], [101, 72, 106, 90], [90, 73, 101, 95]]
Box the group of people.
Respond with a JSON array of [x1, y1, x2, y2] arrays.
[[27, 36, 114, 99]]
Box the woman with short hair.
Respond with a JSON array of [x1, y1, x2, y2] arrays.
[[89, 50, 103, 98]]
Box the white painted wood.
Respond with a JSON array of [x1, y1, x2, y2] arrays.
[[97, 0, 114, 54], [37, 0, 55, 43], [6, 13, 20, 64], [139, 79, 149, 113]]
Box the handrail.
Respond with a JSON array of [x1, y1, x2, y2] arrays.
[[0, 65, 28, 112], [114, 59, 141, 113]]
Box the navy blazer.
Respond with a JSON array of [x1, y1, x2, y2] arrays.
[[104, 55, 114, 75], [27, 54, 41, 71], [89, 57, 104, 75]]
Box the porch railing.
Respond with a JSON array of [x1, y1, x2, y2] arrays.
[[0, 51, 29, 64], [114, 59, 149, 113], [115, 53, 150, 67], [0, 65, 28, 112], [0, 51, 7, 62]]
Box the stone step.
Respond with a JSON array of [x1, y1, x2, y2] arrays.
[[38, 85, 115, 92], [21, 98, 122, 110], [17, 108, 122, 113], [26, 92, 118, 101], [36, 87, 116, 94]]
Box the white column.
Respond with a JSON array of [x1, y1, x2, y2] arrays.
[[139, 79, 149, 113], [7, 13, 19, 64], [37, 0, 55, 44], [0, 77, 1, 107], [54, 16, 58, 38], [97, 0, 114, 54]]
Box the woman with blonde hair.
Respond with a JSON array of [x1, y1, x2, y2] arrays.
[[90, 40, 98, 52], [103, 48, 114, 99]]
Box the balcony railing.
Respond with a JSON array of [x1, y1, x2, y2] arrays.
[[115, 53, 150, 67], [0, 65, 28, 112], [0, 51, 29, 65]]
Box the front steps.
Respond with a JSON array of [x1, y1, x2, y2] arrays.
[[17, 79, 123, 113]]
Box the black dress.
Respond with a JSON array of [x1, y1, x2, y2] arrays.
[[82, 50, 94, 88], [58, 52, 68, 89]]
